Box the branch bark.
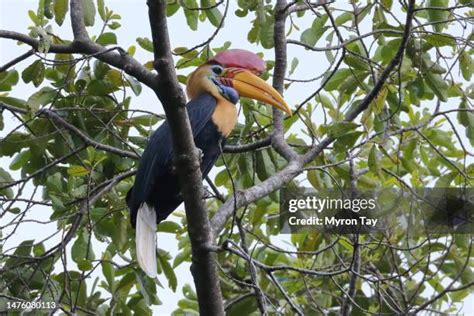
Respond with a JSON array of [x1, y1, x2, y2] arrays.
[[0, 49, 34, 72], [271, 0, 297, 161], [146, 0, 224, 314]]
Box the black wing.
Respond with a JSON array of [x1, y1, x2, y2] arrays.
[[127, 93, 217, 226]]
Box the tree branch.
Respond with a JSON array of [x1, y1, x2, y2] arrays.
[[223, 137, 271, 153], [0, 102, 28, 114], [0, 49, 34, 72], [146, 0, 224, 314], [69, 0, 89, 41], [271, 0, 298, 161], [0, 30, 76, 53]]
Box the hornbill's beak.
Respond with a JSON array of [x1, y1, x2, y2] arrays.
[[219, 68, 292, 115]]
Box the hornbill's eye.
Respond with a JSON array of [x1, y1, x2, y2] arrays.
[[211, 65, 224, 75]]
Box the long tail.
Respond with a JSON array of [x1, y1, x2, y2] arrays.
[[136, 203, 157, 278]]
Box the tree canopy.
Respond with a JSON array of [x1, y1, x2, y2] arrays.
[[0, 0, 473, 315]]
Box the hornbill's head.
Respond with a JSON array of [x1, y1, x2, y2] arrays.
[[186, 49, 292, 115]]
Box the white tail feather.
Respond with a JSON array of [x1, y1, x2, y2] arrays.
[[136, 203, 157, 278]]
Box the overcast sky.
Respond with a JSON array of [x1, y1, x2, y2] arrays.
[[1, 1, 472, 315]]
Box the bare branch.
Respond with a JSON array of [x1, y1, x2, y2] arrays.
[[0, 30, 76, 53], [147, 0, 225, 314], [223, 137, 271, 153], [272, 0, 298, 161], [0, 49, 34, 72]]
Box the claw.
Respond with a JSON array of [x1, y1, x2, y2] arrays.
[[197, 148, 204, 163]]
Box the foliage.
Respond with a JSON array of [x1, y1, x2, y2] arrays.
[[0, 0, 473, 315]]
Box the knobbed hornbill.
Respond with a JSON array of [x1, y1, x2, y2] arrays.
[[126, 49, 291, 278]]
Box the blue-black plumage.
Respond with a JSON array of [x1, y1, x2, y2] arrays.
[[126, 93, 226, 227]]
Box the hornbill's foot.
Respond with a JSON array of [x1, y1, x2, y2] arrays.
[[197, 148, 204, 164], [203, 187, 213, 199]]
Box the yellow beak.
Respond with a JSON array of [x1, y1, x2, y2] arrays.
[[219, 68, 292, 115]]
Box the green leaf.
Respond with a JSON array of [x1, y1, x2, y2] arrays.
[[87, 79, 116, 96], [327, 122, 359, 138], [96, 32, 117, 45], [47, 172, 63, 192], [426, 0, 448, 32], [67, 165, 90, 176], [49, 194, 66, 211], [201, 0, 222, 27], [131, 114, 160, 126], [77, 258, 93, 271], [0, 70, 19, 91], [167, 1, 180, 17], [259, 18, 274, 49], [381, 38, 402, 63], [0, 96, 27, 110], [338, 237, 354, 251], [97, 0, 106, 21], [83, 0, 96, 26], [22, 60, 45, 87], [126, 75, 142, 96], [424, 33, 456, 47], [177, 298, 199, 312], [457, 100, 474, 146], [334, 131, 363, 152], [129, 136, 148, 147], [426, 129, 456, 151], [324, 69, 352, 91], [9, 150, 31, 170], [137, 37, 154, 52], [459, 51, 472, 81], [108, 21, 121, 30], [90, 207, 107, 223], [27, 87, 57, 111], [457, 100, 474, 127], [226, 294, 258, 316], [381, 0, 392, 8], [173, 247, 191, 268], [289, 57, 299, 76], [102, 251, 115, 291], [135, 270, 160, 305], [54, 0, 69, 26], [182, 283, 197, 300], [183, 0, 199, 31], [44, 0, 53, 19], [336, 12, 352, 26], [13, 240, 34, 257], [37, 0, 45, 22], [116, 273, 136, 299], [373, 85, 388, 112], [157, 221, 182, 233], [29, 10, 40, 25], [255, 150, 271, 181], [158, 254, 177, 292], [344, 54, 368, 71], [72, 229, 95, 263], [425, 72, 448, 102], [368, 145, 381, 175], [0, 167, 14, 199], [300, 15, 328, 47]]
